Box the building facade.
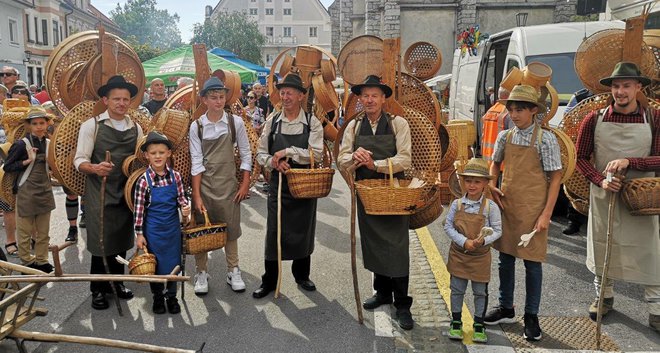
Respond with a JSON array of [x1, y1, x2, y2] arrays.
[[0, 0, 120, 88], [330, 0, 578, 74], [207, 0, 332, 68]]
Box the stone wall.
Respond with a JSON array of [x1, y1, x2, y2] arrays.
[[383, 0, 401, 38], [329, 1, 341, 55]]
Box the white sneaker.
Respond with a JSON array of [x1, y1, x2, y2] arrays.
[[194, 271, 209, 295], [226, 267, 246, 292]]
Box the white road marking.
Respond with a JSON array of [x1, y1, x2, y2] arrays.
[[374, 304, 395, 337]]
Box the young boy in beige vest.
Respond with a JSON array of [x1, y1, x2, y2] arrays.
[[444, 158, 502, 343], [3, 107, 55, 272], [485, 84, 562, 341]]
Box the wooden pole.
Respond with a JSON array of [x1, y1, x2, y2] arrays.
[[596, 191, 616, 350], [274, 172, 283, 298], [0, 274, 189, 284], [99, 151, 122, 316], [347, 165, 363, 324]]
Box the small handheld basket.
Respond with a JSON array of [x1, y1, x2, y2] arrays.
[[355, 159, 424, 215], [128, 247, 157, 275], [182, 211, 228, 255], [285, 145, 335, 199], [621, 177, 660, 216]]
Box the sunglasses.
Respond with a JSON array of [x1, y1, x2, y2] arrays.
[[0, 73, 16, 77], [247, 96, 256, 99], [12, 89, 28, 95]]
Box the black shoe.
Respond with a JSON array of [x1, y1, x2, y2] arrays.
[[166, 297, 181, 314], [65, 227, 78, 242], [36, 263, 54, 273], [152, 295, 166, 314], [396, 307, 414, 330], [362, 295, 393, 310], [523, 313, 542, 341], [484, 306, 516, 325], [114, 284, 134, 300], [79, 213, 86, 228], [562, 221, 581, 235], [91, 292, 109, 310], [295, 279, 316, 292], [252, 284, 274, 299]]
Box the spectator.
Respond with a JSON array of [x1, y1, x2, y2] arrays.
[[1, 66, 19, 93], [142, 78, 168, 115], [34, 84, 50, 104], [252, 83, 273, 117], [176, 77, 194, 91]]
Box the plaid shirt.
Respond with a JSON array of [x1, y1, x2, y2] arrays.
[[576, 103, 660, 187], [133, 166, 188, 237], [492, 123, 562, 172]]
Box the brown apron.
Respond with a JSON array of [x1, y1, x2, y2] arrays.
[[16, 137, 55, 217], [447, 199, 491, 282], [196, 117, 242, 240], [494, 124, 549, 262], [586, 107, 660, 285]]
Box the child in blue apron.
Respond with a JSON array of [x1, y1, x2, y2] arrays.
[[134, 131, 190, 314]]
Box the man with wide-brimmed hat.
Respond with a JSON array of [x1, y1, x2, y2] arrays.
[[337, 75, 415, 330], [73, 75, 144, 310], [575, 61, 660, 332], [254, 73, 323, 299]]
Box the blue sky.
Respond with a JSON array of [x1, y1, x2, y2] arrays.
[[94, 0, 334, 43]]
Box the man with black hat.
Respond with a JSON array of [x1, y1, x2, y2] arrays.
[[254, 73, 323, 299], [336, 75, 414, 330], [74, 75, 144, 310], [576, 62, 660, 332]]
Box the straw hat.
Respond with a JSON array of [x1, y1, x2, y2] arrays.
[[599, 62, 652, 87], [22, 107, 52, 121], [457, 158, 494, 180], [499, 84, 545, 112]]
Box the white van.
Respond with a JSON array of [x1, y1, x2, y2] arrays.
[[448, 21, 625, 146]]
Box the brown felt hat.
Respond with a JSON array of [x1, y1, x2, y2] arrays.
[[499, 84, 545, 112], [457, 158, 494, 180]]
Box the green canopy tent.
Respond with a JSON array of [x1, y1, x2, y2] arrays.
[[142, 46, 257, 87]]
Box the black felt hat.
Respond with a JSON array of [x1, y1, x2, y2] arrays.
[[141, 131, 172, 152], [350, 75, 393, 98], [97, 75, 138, 98], [599, 62, 652, 87], [200, 77, 229, 97], [275, 73, 307, 93]]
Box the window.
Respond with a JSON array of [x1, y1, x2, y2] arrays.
[[309, 27, 317, 37], [36, 67, 43, 87], [25, 14, 32, 42], [60, 25, 63, 41], [251, 0, 256, 2], [283, 8, 291, 15], [267, 0, 272, 2], [34, 17, 39, 43], [266, 8, 273, 15], [42, 19, 48, 45], [285, 0, 290, 2], [266, 27, 273, 36], [53, 20, 59, 45], [283, 27, 291, 37], [27, 67, 34, 85], [266, 54, 274, 66], [249, 8, 257, 15], [9, 19, 18, 44]]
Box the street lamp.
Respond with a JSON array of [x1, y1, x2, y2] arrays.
[[23, 50, 32, 64], [516, 12, 528, 27]]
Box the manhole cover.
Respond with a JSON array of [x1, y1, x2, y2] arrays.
[[501, 316, 619, 352]]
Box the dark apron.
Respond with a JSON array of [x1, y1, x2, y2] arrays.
[[354, 114, 410, 278], [144, 170, 181, 275], [16, 138, 55, 217], [265, 114, 317, 261], [446, 200, 491, 282], [196, 118, 241, 240], [84, 119, 137, 256]]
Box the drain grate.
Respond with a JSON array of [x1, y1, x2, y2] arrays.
[[500, 316, 620, 352]]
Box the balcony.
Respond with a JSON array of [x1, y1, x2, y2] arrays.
[[264, 35, 297, 46]]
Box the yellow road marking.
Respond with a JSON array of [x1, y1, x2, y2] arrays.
[[416, 226, 474, 345]]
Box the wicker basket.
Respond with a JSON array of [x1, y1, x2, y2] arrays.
[[409, 185, 443, 229], [128, 247, 157, 275], [564, 185, 589, 216], [621, 177, 660, 216], [403, 42, 442, 81], [285, 145, 335, 199], [337, 35, 383, 85], [438, 124, 457, 172], [355, 159, 424, 215], [183, 211, 228, 255]]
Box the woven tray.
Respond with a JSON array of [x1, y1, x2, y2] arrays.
[[575, 29, 657, 94], [409, 185, 443, 229], [337, 35, 384, 85], [403, 42, 442, 81]]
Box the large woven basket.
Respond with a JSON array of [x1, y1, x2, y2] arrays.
[[337, 35, 383, 85], [621, 177, 660, 216], [403, 42, 442, 81], [438, 124, 457, 172], [0, 168, 16, 207], [183, 211, 228, 255], [285, 145, 335, 199], [128, 247, 157, 275], [409, 185, 443, 229], [355, 159, 425, 215]]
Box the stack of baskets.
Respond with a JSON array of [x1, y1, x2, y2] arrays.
[[183, 211, 228, 255], [128, 248, 157, 275], [285, 145, 335, 199]]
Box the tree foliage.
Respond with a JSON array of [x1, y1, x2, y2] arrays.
[[191, 12, 266, 65], [125, 36, 166, 62], [111, 0, 182, 51]]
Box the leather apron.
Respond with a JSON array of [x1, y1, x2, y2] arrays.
[[446, 199, 491, 282], [196, 117, 241, 240], [144, 169, 182, 275], [84, 119, 137, 256], [265, 114, 317, 261], [494, 124, 548, 262], [586, 107, 660, 285], [16, 137, 55, 217], [354, 114, 410, 278]]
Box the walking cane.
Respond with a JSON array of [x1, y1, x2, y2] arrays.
[[596, 173, 618, 350], [346, 164, 363, 324], [274, 170, 283, 298], [100, 151, 123, 316]]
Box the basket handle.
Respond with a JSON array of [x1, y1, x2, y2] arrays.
[[387, 158, 394, 188], [202, 210, 212, 227], [308, 144, 315, 170], [131, 246, 149, 260]]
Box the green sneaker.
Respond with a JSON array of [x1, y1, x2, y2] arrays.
[[448, 320, 463, 340], [473, 323, 488, 343]]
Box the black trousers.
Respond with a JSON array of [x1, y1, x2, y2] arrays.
[[90, 252, 126, 293], [150, 282, 177, 298], [262, 256, 311, 289], [374, 273, 410, 304]]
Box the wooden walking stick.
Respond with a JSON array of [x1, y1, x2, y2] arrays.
[[346, 164, 363, 324], [596, 177, 617, 350], [274, 171, 283, 298], [100, 150, 123, 316]]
